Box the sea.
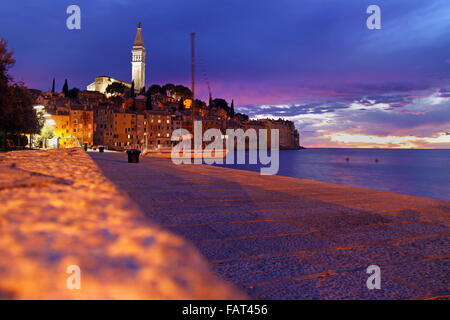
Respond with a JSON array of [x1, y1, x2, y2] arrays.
[[214, 148, 450, 201]]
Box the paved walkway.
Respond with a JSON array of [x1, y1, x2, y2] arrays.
[[90, 151, 449, 300]]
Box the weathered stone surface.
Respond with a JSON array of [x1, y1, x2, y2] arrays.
[[0, 149, 245, 299], [90, 151, 450, 300]]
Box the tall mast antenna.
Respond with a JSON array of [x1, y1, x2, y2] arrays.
[[191, 32, 195, 102]]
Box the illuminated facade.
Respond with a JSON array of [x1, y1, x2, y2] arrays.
[[86, 76, 131, 95]]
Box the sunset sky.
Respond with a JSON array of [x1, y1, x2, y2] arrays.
[[1, 0, 449, 148]]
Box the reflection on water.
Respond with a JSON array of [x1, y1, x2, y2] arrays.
[[214, 148, 450, 201]]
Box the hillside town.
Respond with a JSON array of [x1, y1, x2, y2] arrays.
[[31, 23, 300, 151]]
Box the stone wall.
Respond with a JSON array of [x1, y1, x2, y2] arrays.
[[0, 148, 245, 299]]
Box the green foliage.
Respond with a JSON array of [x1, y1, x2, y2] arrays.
[[0, 38, 41, 150]]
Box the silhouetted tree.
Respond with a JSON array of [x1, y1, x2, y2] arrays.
[[230, 99, 235, 117], [105, 82, 127, 96], [68, 88, 80, 100], [0, 39, 40, 150], [147, 84, 164, 95], [162, 83, 175, 96], [146, 95, 152, 110], [178, 97, 184, 110], [213, 98, 229, 112], [130, 80, 135, 97], [62, 79, 69, 97], [208, 95, 213, 108], [51, 77, 55, 93], [172, 85, 192, 99]]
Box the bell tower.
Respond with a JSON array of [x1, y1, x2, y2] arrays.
[[131, 22, 146, 93]]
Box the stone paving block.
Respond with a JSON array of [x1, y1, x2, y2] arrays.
[[245, 278, 322, 300], [320, 224, 414, 246], [388, 222, 449, 237], [194, 240, 247, 261], [393, 234, 450, 258], [167, 211, 256, 225], [212, 255, 324, 287], [312, 270, 421, 300], [228, 234, 331, 256], [383, 259, 450, 297], [167, 225, 225, 241], [297, 245, 425, 273], [211, 221, 309, 238]]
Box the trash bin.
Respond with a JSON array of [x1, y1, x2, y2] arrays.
[[99, 146, 104, 153], [82, 143, 88, 151], [126, 149, 141, 163]]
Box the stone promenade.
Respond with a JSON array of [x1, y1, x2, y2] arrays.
[[90, 151, 449, 300]]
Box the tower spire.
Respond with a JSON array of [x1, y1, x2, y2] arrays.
[[131, 22, 146, 93], [134, 22, 144, 47]]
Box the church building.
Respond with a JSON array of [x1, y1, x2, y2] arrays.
[[87, 23, 146, 94]]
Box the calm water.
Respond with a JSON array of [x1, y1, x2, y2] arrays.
[[214, 149, 450, 201]]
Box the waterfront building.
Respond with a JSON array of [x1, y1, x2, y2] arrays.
[[38, 23, 299, 151]]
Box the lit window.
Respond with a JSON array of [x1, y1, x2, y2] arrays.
[[166, 133, 169, 137], [157, 133, 161, 137], [166, 120, 170, 124], [158, 119, 161, 123]]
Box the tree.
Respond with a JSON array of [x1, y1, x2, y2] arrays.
[[62, 79, 69, 97], [146, 95, 153, 110], [0, 38, 15, 89], [236, 113, 249, 121], [213, 98, 229, 111], [230, 99, 235, 117], [162, 83, 175, 96], [147, 84, 164, 95], [51, 77, 55, 93], [178, 97, 184, 110], [195, 99, 206, 109], [68, 88, 80, 100], [0, 39, 40, 150], [208, 95, 213, 108], [172, 85, 192, 100], [105, 82, 126, 96], [130, 80, 135, 98]]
